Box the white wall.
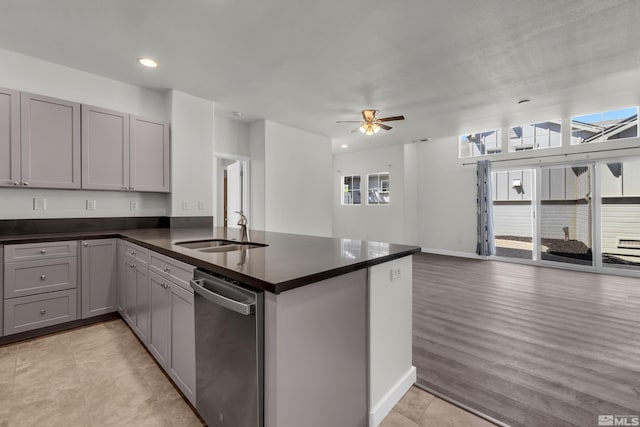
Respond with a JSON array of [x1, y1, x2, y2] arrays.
[[416, 137, 478, 254], [264, 121, 332, 237], [249, 121, 266, 230], [333, 145, 413, 244], [0, 48, 170, 219], [214, 115, 250, 156], [166, 90, 214, 217]]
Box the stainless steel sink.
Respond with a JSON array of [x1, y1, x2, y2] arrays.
[[175, 239, 268, 253]]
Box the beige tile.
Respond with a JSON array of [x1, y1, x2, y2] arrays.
[[380, 409, 421, 427], [9, 386, 89, 427], [394, 386, 436, 423], [420, 398, 495, 427]]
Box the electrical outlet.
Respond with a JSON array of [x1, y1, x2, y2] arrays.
[[182, 201, 189, 210], [130, 200, 139, 211], [390, 268, 401, 281], [197, 200, 204, 210], [86, 200, 96, 210], [33, 198, 46, 211]]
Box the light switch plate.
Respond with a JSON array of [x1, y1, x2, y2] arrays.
[[390, 268, 401, 281], [86, 200, 96, 210], [33, 198, 46, 211]]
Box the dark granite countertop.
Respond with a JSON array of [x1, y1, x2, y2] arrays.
[[0, 227, 420, 294]]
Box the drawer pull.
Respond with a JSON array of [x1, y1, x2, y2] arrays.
[[40, 308, 46, 315], [130, 251, 136, 256], [40, 250, 46, 254], [163, 267, 171, 273], [40, 275, 46, 280], [129, 264, 136, 268], [83, 242, 88, 247]]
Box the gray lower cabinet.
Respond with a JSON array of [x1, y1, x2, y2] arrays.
[[81, 239, 117, 319], [0, 246, 3, 336], [124, 252, 149, 343], [116, 240, 125, 314], [0, 87, 20, 188], [3, 241, 78, 336], [147, 251, 196, 406]]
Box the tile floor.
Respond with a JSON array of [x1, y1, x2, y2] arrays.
[[0, 319, 492, 427]]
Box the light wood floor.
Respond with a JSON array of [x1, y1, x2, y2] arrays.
[[413, 253, 640, 427], [0, 318, 489, 426]]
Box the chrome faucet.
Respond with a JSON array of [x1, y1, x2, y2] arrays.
[[236, 211, 250, 242]]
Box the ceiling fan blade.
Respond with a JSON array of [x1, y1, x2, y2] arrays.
[[336, 120, 362, 123], [350, 127, 361, 133], [362, 110, 377, 122], [379, 124, 392, 131], [378, 115, 405, 122]]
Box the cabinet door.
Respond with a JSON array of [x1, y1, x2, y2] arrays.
[[116, 240, 125, 314], [148, 271, 171, 368], [81, 239, 117, 319], [169, 283, 195, 405], [134, 264, 149, 343], [20, 92, 81, 189], [0, 88, 20, 187], [123, 258, 137, 327], [82, 105, 130, 191], [130, 116, 170, 192]]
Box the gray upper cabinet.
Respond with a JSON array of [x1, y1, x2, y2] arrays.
[[82, 105, 130, 191], [130, 116, 170, 192], [0, 88, 20, 188], [20, 92, 81, 189], [81, 239, 117, 319]]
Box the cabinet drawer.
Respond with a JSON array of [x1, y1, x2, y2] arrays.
[[4, 289, 77, 335], [124, 242, 148, 265], [4, 241, 77, 262], [4, 257, 77, 298], [149, 251, 194, 292]]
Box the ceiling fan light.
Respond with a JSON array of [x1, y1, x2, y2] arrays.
[[365, 126, 374, 136], [359, 124, 367, 134], [372, 123, 381, 133]]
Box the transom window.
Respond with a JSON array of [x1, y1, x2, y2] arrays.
[[459, 129, 502, 158], [509, 120, 562, 152], [571, 107, 638, 145]]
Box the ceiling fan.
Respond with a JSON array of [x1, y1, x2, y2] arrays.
[[336, 110, 405, 136]]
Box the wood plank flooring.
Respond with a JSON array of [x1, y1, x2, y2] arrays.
[[412, 253, 640, 427]]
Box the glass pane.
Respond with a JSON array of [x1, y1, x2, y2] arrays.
[[352, 176, 360, 190], [509, 120, 561, 152], [571, 107, 638, 145], [492, 169, 534, 259], [540, 165, 593, 266], [601, 161, 640, 270], [353, 190, 361, 205], [459, 129, 502, 157]]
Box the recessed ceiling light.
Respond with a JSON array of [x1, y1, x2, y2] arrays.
[[518, 98, 531, 105], [341, 144, 348, 148], [138, 57, 158, 68]]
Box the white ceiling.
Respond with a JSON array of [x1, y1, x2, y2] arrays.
[[1, 0, 639, 153]]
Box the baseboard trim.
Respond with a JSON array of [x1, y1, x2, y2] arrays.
[[421, 247, 487, 260], [369, 366, 417, 427]]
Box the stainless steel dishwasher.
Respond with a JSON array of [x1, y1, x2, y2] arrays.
[[190, 269, 264, 427]]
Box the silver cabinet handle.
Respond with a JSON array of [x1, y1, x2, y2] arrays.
[[23, 182, 29, 186], [130, 186, 135, 190], [129, 264, 135, 268], [40, 250, 46, 254], [190, 278, 256, 315], [12, 181, 19, 185], [163, 267, 170, 273], [40, 308, 46, 315], [130, 251, 136, 256], [83, 242, 88, 247], [40, 275, 46, 280]]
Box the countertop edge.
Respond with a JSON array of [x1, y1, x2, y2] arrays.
[[0, 231, 421, 294]]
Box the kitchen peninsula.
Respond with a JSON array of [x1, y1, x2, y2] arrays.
[[0, 222, 419, 427]]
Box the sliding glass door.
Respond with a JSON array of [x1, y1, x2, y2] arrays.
[[600, 160, 640, 271]]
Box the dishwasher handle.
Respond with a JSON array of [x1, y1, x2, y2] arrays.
[[190, 278, 256, 315]]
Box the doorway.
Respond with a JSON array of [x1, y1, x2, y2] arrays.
[[214, 154, 250, 229]]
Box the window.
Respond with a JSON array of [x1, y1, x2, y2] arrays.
[[459, 129, 502, 158], [571, 107, 638, 145], [367, 173, 389, 205], [342, 175, 361, 205], [509, 120, 561, 152]]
